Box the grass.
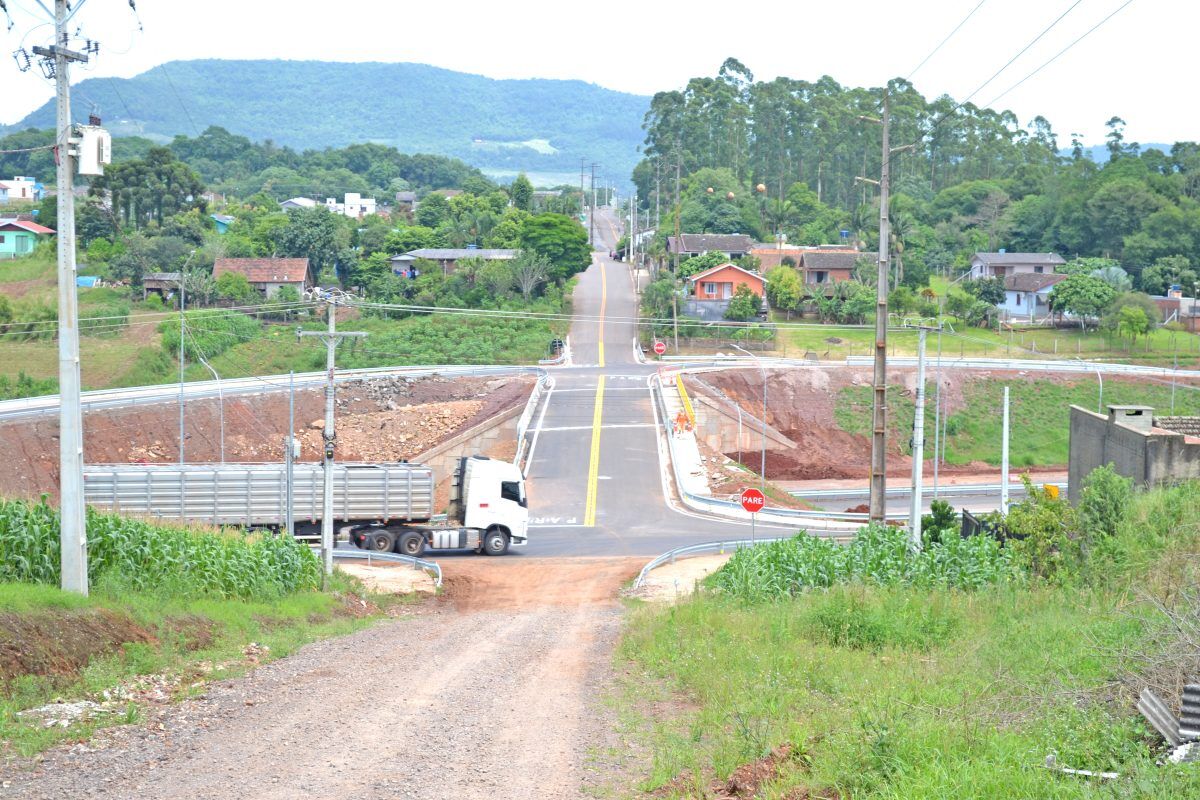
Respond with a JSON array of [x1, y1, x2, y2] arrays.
[[0, 571, 386, 757], [771, 317, 1200, 366], [834, 376, 1200, 467], [618, 485, 1200, 798]]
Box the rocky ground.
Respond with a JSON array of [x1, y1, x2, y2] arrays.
[[0, 374, 533, 499]]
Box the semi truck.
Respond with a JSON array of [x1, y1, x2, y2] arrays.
[[82, 455, 528, 556]]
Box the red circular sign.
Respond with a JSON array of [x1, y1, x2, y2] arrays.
[[653, 340, 667, 355], [740, 488, 766, 513]]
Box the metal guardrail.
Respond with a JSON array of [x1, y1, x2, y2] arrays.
[[845, 355, 1200, 378], [650, 374, 883, 527], [633, 537, 794, 588], [675, 374, 696, 426], [514, 373, 553, 467], [0, 364, 545, 421], [788, 480, 1067, 500], [330, 548, 442, 588]]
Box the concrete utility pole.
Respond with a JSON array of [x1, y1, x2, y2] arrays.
[[672, 157, 682, 274], [284, 371, 296, 539], [909, 327, 928, 551], [579, 159, 586, 220], [37, 0, 89, 595], [298, 297, 366, 588], [589, 163, 598, 246], [869, 90, 892, 524]]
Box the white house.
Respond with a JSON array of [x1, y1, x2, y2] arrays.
[[1000, 272, 1068, 321], [970, 251, 1065, 280], [280, 197, 318, 211], [0, 176, 42, 204], [343, 192, 376, 219]]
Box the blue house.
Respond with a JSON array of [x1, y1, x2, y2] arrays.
[[211, 214, 235, 234]]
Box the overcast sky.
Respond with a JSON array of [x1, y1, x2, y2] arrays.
[[0, 0, 1184, 148]]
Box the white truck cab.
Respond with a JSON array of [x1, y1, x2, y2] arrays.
[[459, 456, 528, 547]]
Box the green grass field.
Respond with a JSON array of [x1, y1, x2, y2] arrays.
[[834, 377, 1200, 467], [619, 486, 1200, 798]]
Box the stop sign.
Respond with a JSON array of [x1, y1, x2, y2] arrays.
[[740, 488, 766, 513], [653, 340, 667, 355]]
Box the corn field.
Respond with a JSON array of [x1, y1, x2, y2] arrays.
[[711, 525, 1017, 602], [0, 498, 320, 599]]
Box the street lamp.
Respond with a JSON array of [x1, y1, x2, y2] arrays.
[[1075, 356, 1103, 413], [731, 343, 767, 491]]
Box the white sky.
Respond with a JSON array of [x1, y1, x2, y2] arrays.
[[0, 0, 1186, 149]]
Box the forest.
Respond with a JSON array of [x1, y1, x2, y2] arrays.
[[634, 59, 1200, 288]]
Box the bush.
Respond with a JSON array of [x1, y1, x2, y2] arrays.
[[709, 525, 1016, 602], [800, 586, 961, 651], [160, 309, 261, 361], [79, 300, 130, 338], [1004, 477, 1079, 581], [0, 371, 56, 400], [1077, 464, 1132, 541], [0, 498, 319, 599]]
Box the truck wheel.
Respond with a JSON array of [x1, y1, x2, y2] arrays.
[[397, 531, 425, 557], [369, 531, 394, 552], [483, 528, 509, 556]]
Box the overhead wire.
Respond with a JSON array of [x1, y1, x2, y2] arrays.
[[985, 0, 1137, 108], [906, 0, 988, 80]]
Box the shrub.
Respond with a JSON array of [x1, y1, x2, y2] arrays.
[[1078, 464, 1132, 541], [0, 371, 56, 400], [160, 309, 261, 361], [800, 587, 961, 651], [0, 498, 319, 599], [1004, 476, 1079, 581]]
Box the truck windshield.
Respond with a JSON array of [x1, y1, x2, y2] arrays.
[[500, 480, 527, 508]]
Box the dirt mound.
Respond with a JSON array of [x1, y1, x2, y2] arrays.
[[653, 741, 837, 799], [0, 374, 533, 499], [0, 608, 156, 683], [437, 557, 644, 612]]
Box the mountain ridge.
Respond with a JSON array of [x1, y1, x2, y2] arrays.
[[7, 59, 650, 184]]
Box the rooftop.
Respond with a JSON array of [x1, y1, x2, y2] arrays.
[[1004, 272, 1069, 292], [974, 252, 1065, 266], [213, 257, 310, 284], [394, 248, 520, 261], [668, 234, 755, 252]]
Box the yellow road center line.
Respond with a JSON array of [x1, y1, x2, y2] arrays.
[[597, 260, 606, 367], [583, 375, 605, 527]]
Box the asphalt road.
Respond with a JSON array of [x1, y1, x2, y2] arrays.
[[521, 209, 801, 556]]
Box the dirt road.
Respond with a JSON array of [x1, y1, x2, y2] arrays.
[[5, 557, 645, 800]]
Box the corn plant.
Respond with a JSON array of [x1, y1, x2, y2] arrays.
[[0, 498, 319, 600]]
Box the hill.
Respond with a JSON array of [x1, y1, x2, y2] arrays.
[[8, 59, 649, 185]]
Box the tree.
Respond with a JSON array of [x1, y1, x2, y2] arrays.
[[764, 265, 802, 317], [678, 251, 727, 278], [276, 206, 351, 282], [1049, 274, 1117, 329], [415, 193, 451, 228], [88, 146, 205, 228], [724, 284, 759, 321], [182, 269, 219, 307], [1090, 265, 1132, 292], [962, 277, 1006, 305], [1140, 255, 1197, 296], [216, 272, 257, 303], [1116, 304, 1149, 345], [520, 213, 590, 282], [512, 251, 550, 302], [477, 260, 514, 298], [510, 173, 534, 211]]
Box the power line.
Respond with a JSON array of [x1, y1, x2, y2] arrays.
[[906, 0, 989, 80], [156, 61, 199, 136], [985, 0, 1136, 108]]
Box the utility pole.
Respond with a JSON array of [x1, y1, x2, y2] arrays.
[[579, 159, 586, 220], [298, 296, 366, 587], [589, 163, 598, 246], [178, 271, 186, 464], [673, 157, 682, 274], [909, 327, 928, 551], [1000, 386, 1010, 514], [284, 371, 296, 539], [37, 0, 89, 595]]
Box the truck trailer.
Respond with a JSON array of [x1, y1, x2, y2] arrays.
[[82, 455, 528, 556]]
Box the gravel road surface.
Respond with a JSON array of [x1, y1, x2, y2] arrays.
[[3, 557, 644, 800]]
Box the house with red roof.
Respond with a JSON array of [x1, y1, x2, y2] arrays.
[[212, 257, 313, 297], [687, 262, 766, 302], [0, 218, 55, 259]]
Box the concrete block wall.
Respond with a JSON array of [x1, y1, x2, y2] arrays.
[[1069, 405, 1200, 503]]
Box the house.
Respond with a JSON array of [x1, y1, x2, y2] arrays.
[[0, 219, 55, 259], [969, 252, 1065, 280], [0, 176, 44, 204], [212, 257, 313, 296], [390, 248, 519, 277], [688, 262, 766, 301], [750, 243, 806, 270], [343, 193, 376, 219], [1151, 286, 1200, 333], [394, 191, 417, 209], [280, 197, 318, 211], [142, 272, 182, 301], [798, 249, 859, 291], [1000, 272, 1068, 321], [210, 214, 235, 234], [667, 234, 755, 261]]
